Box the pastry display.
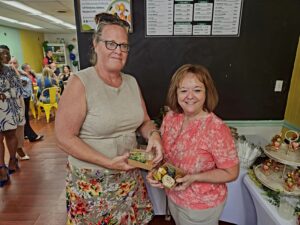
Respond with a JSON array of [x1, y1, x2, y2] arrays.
[[269, 134, 283, 150], [254, 130, 300, 196], [284, 172, 296, 192], [128, 149, 155, 170], [152, 163, 184, 188], [272, 161, 283, 173], [260, 159, 283, 174], [261, 159, 274, 175]]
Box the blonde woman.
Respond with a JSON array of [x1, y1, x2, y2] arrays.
[[37, 67, 57, 103], [55, 13, 163, 224]]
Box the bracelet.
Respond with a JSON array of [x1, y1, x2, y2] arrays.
[[149, 129, 161, 138]]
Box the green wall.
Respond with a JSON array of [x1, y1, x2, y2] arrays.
[[0, 25, 24, 65]]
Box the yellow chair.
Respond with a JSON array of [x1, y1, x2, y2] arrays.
[[29, 96, 36, 119], [37, 87, 60, 123], [29, 86, 39, 119]]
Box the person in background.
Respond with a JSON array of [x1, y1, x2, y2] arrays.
[[49, 62, 60, 77], [20, 63, 43, 143], [59, 65, 73, 84], [21, 63, 37, 85], [0, 45, 22, 187], [55, 13, 163, 224], [58, 65, 73, 93], [43, 49, 53, 66], [9, 58, 30, 159], [147, 64, 239, 225], [37, 67, 58, 103]]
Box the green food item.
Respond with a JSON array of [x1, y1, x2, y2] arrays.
[[129, 152, 146, 163], [167, 166, 176, 178]]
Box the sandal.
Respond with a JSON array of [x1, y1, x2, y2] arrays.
[[8, 157, 19, 174], [16, 148, 30, 160], [0, 165, 9, 187], [17, 154, 30, 160]]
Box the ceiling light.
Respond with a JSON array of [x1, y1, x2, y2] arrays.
[[0, 16, 42, 29], [0, 0, 76, 30], [40, 14, 64, 24], [1, 1, 42, 15]]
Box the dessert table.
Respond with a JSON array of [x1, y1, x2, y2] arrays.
[[243, 175, 297, 225]]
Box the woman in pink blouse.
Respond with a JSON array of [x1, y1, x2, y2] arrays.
[[148, 64, 239, 225]]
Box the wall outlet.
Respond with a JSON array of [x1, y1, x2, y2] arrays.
[[274, 80, 283, 92]]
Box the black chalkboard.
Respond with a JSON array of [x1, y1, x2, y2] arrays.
[[74, 0, 300, 120]]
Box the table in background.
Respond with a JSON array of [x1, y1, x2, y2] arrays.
[[243, 175, 297, 225]]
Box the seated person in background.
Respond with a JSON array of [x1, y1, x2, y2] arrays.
[[37, 67, 58, 103], [59, 65, 73, 84], [147, 64, 239, 225], [43, 49, 53, 67], [58, 65, 73, 93], [49, 62, 60, 77]]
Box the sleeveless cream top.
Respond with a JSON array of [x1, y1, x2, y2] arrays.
[[68, 67, 144, 169]]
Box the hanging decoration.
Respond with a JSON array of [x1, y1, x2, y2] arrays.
[[67, 43, 78, 69]]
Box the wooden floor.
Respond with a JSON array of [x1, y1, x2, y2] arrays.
[[0, 118, 234, 225]]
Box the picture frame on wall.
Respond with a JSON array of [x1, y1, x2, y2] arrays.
[[78, 0, 133, 33]]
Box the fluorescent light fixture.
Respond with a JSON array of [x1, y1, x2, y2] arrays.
[[1, 1, 42, 15], [0, 0, 76, 29], [40, 15, 64, 24], [0, 15, 42, 29]]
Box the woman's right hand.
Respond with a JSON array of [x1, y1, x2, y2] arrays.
[[109, 153, 135, 171], [0, 93, 6, 102], [146, 170, 164, 188]]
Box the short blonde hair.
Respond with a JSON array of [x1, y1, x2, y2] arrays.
[[166, 64, 219, 113]]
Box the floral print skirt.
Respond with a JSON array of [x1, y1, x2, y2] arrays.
[[66, 163, 153, 225]]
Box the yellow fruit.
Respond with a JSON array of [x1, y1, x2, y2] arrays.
[[153, 171, 162, 181], [119, 3, 125, 12], [158, 167, 167, 175]]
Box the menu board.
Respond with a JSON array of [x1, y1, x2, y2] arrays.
[[79, 0, 132, 32], [146, 0, 243, 36]]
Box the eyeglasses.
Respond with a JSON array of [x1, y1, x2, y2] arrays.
[[99, 39, 130, 53]]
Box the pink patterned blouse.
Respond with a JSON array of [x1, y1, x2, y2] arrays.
[[161, 111, 239, 210]]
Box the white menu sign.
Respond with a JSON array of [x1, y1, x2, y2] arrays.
[[146, 0, 174, 35], [146, 0, 243, 36], [212, 0, 242, 35]]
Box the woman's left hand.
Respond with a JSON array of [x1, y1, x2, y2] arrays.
[[146, 132, 163, 166], [173, 174, 196, 191]]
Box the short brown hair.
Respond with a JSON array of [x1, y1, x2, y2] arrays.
[[166, 64, 219, 113], [90, 13, 130, 65]]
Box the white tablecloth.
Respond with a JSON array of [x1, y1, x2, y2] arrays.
[[220, 168, 256, 225], [243, 175, 297, 225]]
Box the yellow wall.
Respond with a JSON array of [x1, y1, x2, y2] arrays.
[[284, 37, 300, 129], [19, 30, 44, 73]]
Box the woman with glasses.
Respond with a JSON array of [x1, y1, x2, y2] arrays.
[[55, 13, 163, 224]]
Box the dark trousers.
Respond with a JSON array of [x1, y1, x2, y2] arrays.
[[24, 97, 38, 141]]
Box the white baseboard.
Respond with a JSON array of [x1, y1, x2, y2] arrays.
[[225, 120, 283, 141]]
